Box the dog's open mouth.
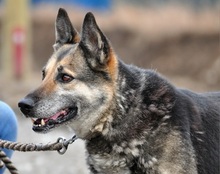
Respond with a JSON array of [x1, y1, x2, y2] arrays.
[[32, 107, 77, 133]]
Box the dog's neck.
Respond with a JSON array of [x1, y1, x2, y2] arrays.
[[89, 60, 176, 142], [103, 61, 152, 140]]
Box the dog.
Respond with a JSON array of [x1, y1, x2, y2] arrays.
[[18, 8, 220, 174]]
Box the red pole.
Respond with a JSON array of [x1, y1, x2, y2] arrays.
[[12, 27, 25, 79]]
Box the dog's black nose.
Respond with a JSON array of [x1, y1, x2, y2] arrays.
[[18, 98, 34, 115]]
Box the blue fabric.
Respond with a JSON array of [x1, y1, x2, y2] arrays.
[[31, 0, 112, 10], [0, 101, 18, 174]]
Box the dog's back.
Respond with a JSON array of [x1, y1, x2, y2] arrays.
[[177, 90, 220, 174]]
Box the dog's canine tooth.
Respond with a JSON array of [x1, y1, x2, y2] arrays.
[[41, 119, 45, 126]]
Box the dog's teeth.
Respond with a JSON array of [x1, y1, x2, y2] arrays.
[[41, 119, 45, 126]]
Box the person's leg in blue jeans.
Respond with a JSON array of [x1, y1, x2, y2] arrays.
[[0, 101, 18, 174]]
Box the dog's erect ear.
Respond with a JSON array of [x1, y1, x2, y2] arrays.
[[80, 12, 111, 70], [54, 8, 80, 50]]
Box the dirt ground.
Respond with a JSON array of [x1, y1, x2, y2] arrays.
[[0, 4, 219, 174]]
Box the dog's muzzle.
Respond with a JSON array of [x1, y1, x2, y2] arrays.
[[18, 98, 78, 133]]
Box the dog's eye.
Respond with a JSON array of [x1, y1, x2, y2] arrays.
[[60, 74, 73, 83]]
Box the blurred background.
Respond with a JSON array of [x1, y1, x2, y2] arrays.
[[0, 0, 219, 173]]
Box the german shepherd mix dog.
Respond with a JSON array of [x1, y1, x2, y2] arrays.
[[18, 8, 219, 174]]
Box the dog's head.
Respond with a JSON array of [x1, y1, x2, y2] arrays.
[[18, 8, 118, 139]]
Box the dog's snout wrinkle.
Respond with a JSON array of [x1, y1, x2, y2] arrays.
[[18, 98, 35, 115]]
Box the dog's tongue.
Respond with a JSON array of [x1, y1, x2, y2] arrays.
[[32, 109, 69, 126], [45, 110, 68, 122]]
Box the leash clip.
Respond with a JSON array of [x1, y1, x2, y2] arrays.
[[56, 135, 77, 155]]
